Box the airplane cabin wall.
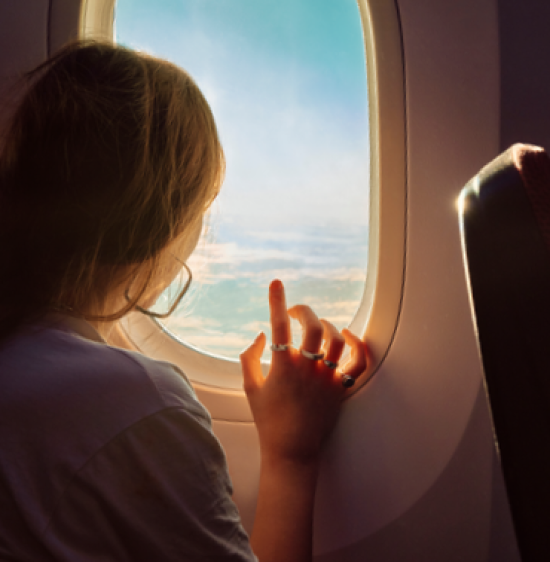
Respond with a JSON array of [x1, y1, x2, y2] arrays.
[[313, 0, 519, 559], [0, 0, 548, 560], [0, 0, 80, 147], [0, 1, 47, 142], [499, 0, 550, 152], [0, 2, 48, 81]]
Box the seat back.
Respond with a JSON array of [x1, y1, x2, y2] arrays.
[[459, 143, 550, 561]]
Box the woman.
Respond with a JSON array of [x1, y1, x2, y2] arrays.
[[0, 41, 368, 562]]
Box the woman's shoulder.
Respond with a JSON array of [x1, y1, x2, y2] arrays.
[[110, 342, 210, 423], [0, 315, 211, 462], [2, 315, 201, 409], [0, 317, 257, 562]]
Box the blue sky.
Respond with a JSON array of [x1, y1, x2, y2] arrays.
[[115, 0, 370, 229]]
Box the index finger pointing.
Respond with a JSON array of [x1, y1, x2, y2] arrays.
[[269, 279, 291, 345]]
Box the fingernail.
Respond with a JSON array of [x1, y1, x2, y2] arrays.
[[270, 279, 283, 291]]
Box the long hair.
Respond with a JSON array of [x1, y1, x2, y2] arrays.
[[0, 41, 224, 342]]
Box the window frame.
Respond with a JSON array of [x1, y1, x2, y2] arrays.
[[79, 0, 406, 421]]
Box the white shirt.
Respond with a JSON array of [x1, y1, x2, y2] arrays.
[[0, 315, 257, 562]]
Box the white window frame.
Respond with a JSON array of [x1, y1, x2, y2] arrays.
[[77, 0, 406, 421]]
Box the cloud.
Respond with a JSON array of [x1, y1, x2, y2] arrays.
[[298, 298, 361, 314], [186, 233, 368, 282], [187, 264, 367, 286], [188, 242, 299, 266], [248, 230, 361, 244], [241, 320, 271, 334]]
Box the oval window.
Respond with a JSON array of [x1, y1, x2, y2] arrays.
[[115, 0, 370, 360]]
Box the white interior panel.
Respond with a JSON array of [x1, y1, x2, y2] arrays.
[[311, 0, 518, 558]]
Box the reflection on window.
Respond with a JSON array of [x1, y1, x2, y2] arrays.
[[116, 0, 370, 360]]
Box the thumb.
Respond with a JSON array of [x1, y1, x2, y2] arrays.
[[240, 331, 266, 394]]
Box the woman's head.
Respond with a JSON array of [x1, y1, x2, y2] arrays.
[[0, 41, 224, 338]]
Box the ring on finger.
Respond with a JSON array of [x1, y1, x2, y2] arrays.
[[271, 343, 291, 352], [341, 374, 355, 388], [323, 359, 338, 369], [301, 349, 325, 360]]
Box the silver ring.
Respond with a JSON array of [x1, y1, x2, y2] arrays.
[[301, 349, 325, 360], [323, 360, 338, 370], [271, 343, 290, 352], [341, 374, 355, 388]]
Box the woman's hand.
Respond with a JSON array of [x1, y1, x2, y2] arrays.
[[240, 279, 369, 466], [243, 279, 369, 562]]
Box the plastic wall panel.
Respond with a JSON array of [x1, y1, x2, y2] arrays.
[[499, 0, 550, 152], [310, 0, 520, 558], [315, 388, 519, 561], [0, 1, 49, 150], [0, 0, 82, 77], [0, 0, 81, 74], [0, 0, 49, 81], [49, 0, 81, 53], [0, 0, 81, 147]]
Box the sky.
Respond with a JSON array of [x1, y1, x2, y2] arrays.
[[115, 0, 370, 228], [115, 0, 371, 358]]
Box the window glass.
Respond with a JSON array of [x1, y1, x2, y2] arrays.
[[116, 0, 370, 360]]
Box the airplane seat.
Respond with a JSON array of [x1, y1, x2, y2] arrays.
[[459, 143, 550, 562]]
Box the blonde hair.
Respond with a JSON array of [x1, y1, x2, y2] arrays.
[[0, 41, 224, 340]]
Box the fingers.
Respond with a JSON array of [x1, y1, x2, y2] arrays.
[[339, 329, 369, 380], [320, 319, 345, 364], [269, 280, 291, 347], [268, 279, 369, 389], [240, 331, 266, 394], [288, 305, 324, 356]]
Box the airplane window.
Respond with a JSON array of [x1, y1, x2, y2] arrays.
[[115, 0, 370, 360]]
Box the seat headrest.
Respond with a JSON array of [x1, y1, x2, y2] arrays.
[[512, 144, 550, 254]]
